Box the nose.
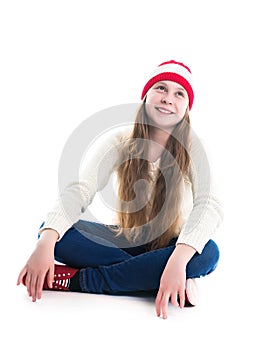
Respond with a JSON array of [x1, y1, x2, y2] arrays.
[[161, 93, 173, 105]]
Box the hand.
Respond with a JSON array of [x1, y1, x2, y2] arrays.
[[155, 259, 186, 319], [155, 243, 196, 319], [17, 229, 58, 302]]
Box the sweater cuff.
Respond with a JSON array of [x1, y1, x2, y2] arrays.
[[175, 225, 208, 254], [39, 214, 74, 240]]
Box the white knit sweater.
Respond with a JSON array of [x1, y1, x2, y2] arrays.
[[41, 126, 223, 254]]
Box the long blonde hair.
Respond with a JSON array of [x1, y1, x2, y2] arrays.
[[116, 102, 191, 250]]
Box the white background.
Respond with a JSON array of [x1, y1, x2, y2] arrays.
[[1, 0, 269, 349]]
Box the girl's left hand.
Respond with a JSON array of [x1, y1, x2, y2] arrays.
[[155, 244, 196, 319], [155, 259, 186, 319]]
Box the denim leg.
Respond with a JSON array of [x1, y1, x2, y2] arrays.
[[79, 239, 220, 294], [186, 239, 220, 278], [54, 221, 133, 268]]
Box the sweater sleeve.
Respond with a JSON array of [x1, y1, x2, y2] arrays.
[[176, 132, 224, 253], [40, 126, 130, 239]]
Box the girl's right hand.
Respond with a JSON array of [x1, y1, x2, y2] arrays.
[[17, 229, 59, 302]]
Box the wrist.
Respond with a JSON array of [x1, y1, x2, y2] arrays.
[[174, 243, 196, 264], [38, 228, 59, 246]]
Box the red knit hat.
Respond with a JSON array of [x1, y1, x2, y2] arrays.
[[141, 60, 194, 109]]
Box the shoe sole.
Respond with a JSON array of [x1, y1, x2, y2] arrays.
[[185, 278, 198, 306]]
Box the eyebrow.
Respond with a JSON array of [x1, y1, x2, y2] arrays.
[[176, 86, 186, 92], [154, 81, 186, 92]]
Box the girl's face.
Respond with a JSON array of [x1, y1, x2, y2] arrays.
[[145, 80, 189, 131]]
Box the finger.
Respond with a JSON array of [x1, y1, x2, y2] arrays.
[[36, 271, 47, 300], [178, 289, 185, 309], [155, 290, 163, 317], [170, 291, 179, 307], [160, 293, 170, 319], [47, 264, 55, 289], [30, 275, 38, 302], [25, 273, 32, 296], [17, 266, 27, 285]]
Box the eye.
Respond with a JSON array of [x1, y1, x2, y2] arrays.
[[176, 91, 184, 97], [155, 85, 166, 91]]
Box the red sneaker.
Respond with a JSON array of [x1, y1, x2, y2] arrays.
[[41, 264, 79, 291], [22, 264, 79, 292], [185, 278, 198, 306]]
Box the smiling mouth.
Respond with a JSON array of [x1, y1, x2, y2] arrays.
[[155, 107, 174, 114]]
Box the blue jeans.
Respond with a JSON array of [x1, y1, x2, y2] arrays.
[[54, 220, 220, 295]]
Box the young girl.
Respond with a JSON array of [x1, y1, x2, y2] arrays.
[[17, 60, 223, 319]]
